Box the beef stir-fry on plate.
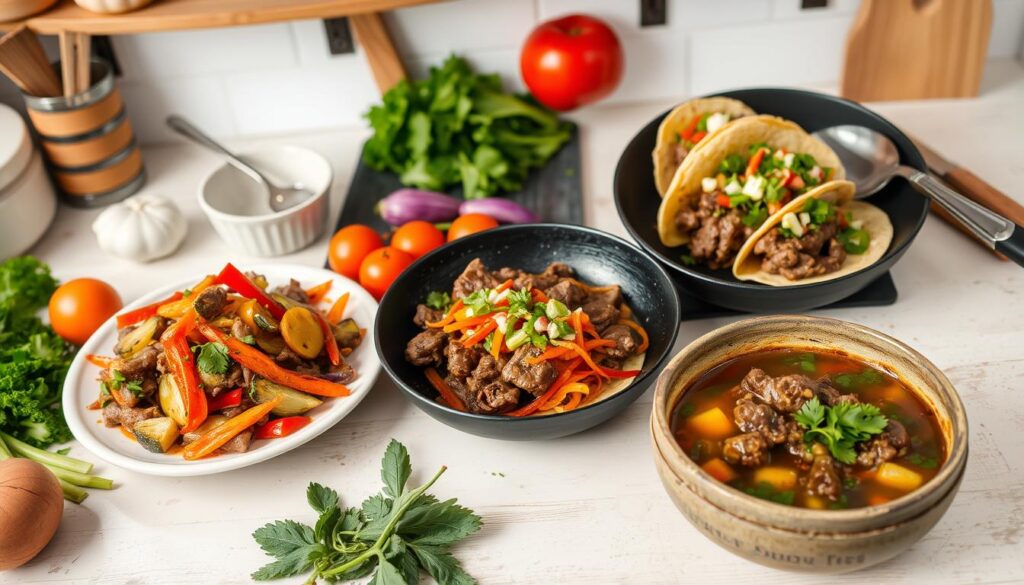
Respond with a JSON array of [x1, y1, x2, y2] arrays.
[[405, 259, 649, 416]]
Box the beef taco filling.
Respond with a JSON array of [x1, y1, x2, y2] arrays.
[[404, 259, 648, 416], [675, 143, 835, 269], [752, 198, 871, 281]]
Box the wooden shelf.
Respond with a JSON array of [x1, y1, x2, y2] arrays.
[[20, 0, 438, 35]]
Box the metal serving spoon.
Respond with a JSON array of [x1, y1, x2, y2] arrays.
[[813, 125, 1024, 267], [167, 114, 313, 213]]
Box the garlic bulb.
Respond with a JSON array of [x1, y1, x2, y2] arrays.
[[92, 194, 187, 262]]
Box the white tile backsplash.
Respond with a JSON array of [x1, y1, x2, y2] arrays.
[[5, 0, 1012, 145]]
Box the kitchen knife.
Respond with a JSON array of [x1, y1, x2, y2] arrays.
[[911, 135, 1024, 260]]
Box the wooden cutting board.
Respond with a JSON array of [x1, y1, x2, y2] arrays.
[[840, 0, 992, 101]]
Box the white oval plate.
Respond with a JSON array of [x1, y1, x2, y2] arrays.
[[62, 264, 380, 477]]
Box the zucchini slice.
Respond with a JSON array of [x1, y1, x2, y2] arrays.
[[115, 316, 161, 357], [249, 377, 323, 417], [133, 417, 179, 453], [158, 374, 189, 428]]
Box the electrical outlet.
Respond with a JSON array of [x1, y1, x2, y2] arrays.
[[801, 0, 829, 9], [323, 17, 355, 55], [641, 0, 667, 27]]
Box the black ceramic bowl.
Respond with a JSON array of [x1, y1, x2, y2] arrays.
[[375, 224, 681, 440], [614, 88, 928, 312]]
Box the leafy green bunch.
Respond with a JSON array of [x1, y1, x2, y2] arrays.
[[794, 397, 888, 464], [363, 55, 574, 199], [252, 440, 481, 584], [0, 256, 74, 447]]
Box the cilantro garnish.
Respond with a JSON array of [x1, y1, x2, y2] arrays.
[[744, 481, 795, 505], [794, 397, 889, 464], [195, 342, 230, 375], [425, 291, 452, 311], [250, 439, 481, 583]]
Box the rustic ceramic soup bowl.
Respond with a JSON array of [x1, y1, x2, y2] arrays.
[[650, 315, 967, 573]]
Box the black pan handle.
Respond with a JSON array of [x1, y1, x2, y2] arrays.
[[995, 227, 1024, 267]]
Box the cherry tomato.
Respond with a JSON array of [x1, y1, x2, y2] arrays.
[[447, 214, 499, 242], [520, 14, 624, 111], [328, 225, 384, 280], [359, 247, 414, 300], [49, 278, 123, 346], [391, 220, 445, 259]]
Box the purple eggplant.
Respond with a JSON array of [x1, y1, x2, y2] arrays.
[[376, 189, 461, 226], [458, 198, 539, 224]]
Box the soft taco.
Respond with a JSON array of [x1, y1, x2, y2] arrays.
[[652, 97, 755, 197], [656, 115, 845, 270], [732, 180, 893, 286]]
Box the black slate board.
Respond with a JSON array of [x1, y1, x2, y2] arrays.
[[676, 272, 898, 321], [333, 128, 582, 235]]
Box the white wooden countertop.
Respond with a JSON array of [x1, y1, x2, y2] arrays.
[[10, 59, 1024, 585]]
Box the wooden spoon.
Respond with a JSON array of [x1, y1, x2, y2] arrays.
[[0, 26, 61, 97]]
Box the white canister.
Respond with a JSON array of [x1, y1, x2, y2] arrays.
[[0, 104, 57, 258]]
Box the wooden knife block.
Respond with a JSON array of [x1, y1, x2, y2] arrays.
[[840, 0, 993, 101]]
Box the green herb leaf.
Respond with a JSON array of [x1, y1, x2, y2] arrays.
[[382, 439, 412, 498], [905, 453, 939, 469], [744, 482, 796, 506], [425, 291, 453, 311], [795, 397, 888, 464], [399, 498, 481, 546], [838, 227, 871, 254], [252, 519, 317, 559], [308, 482, 340, 514], [251, 544, 322, 580], [833, 369, 884, 390], [195, 342, 230, 375], [410, 544, 477, 585]]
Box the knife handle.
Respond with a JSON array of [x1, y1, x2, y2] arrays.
[[930, 168, 1024, 261]]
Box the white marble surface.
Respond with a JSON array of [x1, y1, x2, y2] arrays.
[[9, 60, 1024, 585]]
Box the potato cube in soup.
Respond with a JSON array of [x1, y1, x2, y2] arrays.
[[701, 458, 738, 483], [753, 466, 798, 491], [686, 407, 734, 439], [875, 462, 923, 492]]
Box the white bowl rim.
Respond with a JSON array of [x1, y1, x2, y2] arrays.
[[197, 144, 333, 224], [62, 263, 379, 477]]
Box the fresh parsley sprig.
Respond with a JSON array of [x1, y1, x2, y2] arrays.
[[794, 397, 888, 464], [251, 439, 481, 584]]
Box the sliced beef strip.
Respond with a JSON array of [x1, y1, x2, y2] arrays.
[[807, 454, 842, 500], [673, 143, 689, 165], [544, 279, 586, 308], [527, 263, 574, 291], [733, 395, 802, 446], [413, 304, 444, 327], [102, 403, 161, 428], [326, 358, 357, 384], [856, 420, 909, 468], [815, 378, 860, 406], [740, 368, 816, 413], [404, 329, 447, 367], [218, 429, 254, 454], [452, 259, 499, 299], [601, 324, 638, 359], [754, 222, 847, 281], [675, 192, 754, 270], [193, 285, 228, 321], [465, 354, 519, 414], [501, 345, 557, 396], [723, 432, 770, 467], [273, 279, 309, 304], [231, 319, 255, 386], [582, 298, 620, 332], [109, 344, 161, 382], [445, 340, 481, 378]]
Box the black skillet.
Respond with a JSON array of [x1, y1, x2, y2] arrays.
[[614, 88, 929, 313]]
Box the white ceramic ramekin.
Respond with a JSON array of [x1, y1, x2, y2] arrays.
[[198, 145, 331, 257]]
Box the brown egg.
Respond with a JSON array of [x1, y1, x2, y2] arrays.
[[0, 458, 63, 570]]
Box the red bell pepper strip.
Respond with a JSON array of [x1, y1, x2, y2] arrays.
[[215, 263, 285, 320], [689, 130, 707, 143], [116, 291, 184, 329], [164, 316, 208, 433], [530, 288, 549, 303], [679, 114, 701, 142], [305, 280, 333, 304], [746, 147, 768, 178], [327, 292, 350, 325], [253, 416, 310, 440], [716, 194, 731, 208], [196, 320, 350, 397], [316, 311, 341, 366], [184, 397, 282, 460], [207, 388, 243, 411]]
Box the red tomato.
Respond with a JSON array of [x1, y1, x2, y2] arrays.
[[520, 14, 624, 111], [447, 214, 499, 242], [328, 225, 384, 280], [359, 247, 414, 300], [391, 220, 445, 259], [48, 278, 123, 346]]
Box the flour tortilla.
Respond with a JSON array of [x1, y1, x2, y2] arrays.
[[656, 115, 845, 248], [732, 180, 893, 286], [652, 97, 756, 197]]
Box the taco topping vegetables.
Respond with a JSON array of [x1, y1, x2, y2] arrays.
[[674, 144, 834, 269], [753, 197, 866, 281]]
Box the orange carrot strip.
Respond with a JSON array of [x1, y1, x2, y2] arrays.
[[462, 321, 497, 347], [617, 319, 650, 353], [571, 311, 585, 345], [585, 339, 616, 350], [508, 358, 583, 417], [425, 367, 466, 412], [552, 339, 609, 380], [527, 346, 571, 364], [86, 354, 115, 368], [443, 315, 490, 333], [183, 397, 282, 460], [490, 328, 504, 359], [427, 300, 464, 328], [305, 280, 333, 304], [327, 292, 350, 324]]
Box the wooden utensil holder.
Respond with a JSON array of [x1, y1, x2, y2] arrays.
[[23, 59, 145, 207]]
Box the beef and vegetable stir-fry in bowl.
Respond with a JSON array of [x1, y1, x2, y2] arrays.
[[673, 348, 945, 509], [89, 263, 365, 459], [404, 259, 649, 416]]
